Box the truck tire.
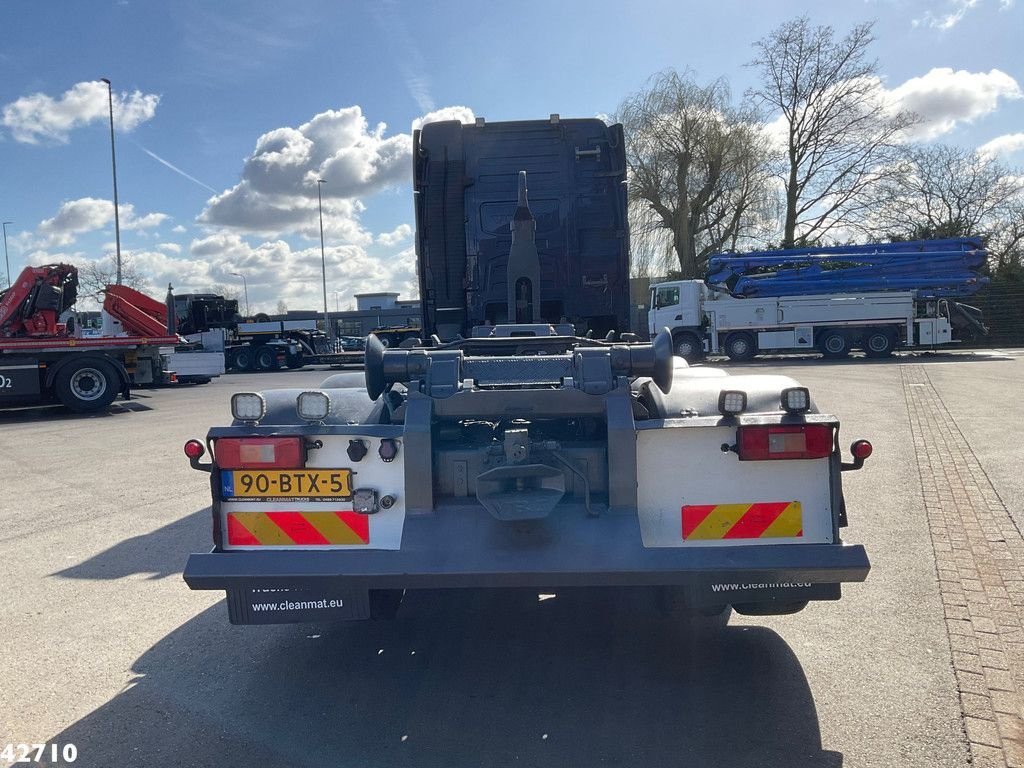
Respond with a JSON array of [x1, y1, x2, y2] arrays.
[[724, 332, 756, 362], [54, 358, 120, 412], [658, 586, 731, 630], [864, 329, 896, 358], [819, 330, 850, 359], [673, 331, 704, 363], [285, 351, 305, 369], [732, 601, 808, 616], [255, 346, 279, 371], [232, 347, 255, 372]]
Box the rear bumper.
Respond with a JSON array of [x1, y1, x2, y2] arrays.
[[183, 506, 869, 592]]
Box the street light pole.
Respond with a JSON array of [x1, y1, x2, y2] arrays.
[[2, 221, 12, 289], [229, 272, 249, 317], [317, 179, 330, 340], [100, 78, 123, 285]]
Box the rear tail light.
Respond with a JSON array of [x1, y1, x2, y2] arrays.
[[214, 437, 305, 469], [737, 424, 833, 460]]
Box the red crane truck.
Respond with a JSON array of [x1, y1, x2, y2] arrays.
[[0, 264, 180, 412]]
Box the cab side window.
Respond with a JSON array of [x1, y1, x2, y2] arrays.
[[655, 286, 679, 309]]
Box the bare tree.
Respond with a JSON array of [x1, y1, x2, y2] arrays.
[[276, 299, 289, 315], [748, 17, 919, 247], [990, 203, 1024, 277], [872, 145, 1024, 240], [618, 70, 776, 278], [870, 145, 1024, 277], [76, 254, 145, 300]]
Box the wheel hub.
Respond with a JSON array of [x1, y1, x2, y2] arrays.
[[70, 368, 106, 400]]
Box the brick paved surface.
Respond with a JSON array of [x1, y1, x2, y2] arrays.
[[903, 364, 1024, 767]]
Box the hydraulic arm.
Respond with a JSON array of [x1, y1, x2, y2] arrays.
[[705, 238, 989, 299], [0, 264, 78, 337]]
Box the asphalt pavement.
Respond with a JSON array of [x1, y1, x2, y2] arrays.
[[1, 350, 1020, 767]]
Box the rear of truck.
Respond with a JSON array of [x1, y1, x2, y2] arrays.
[[183, 333, 870, 625], [413, 116, 631, 340]]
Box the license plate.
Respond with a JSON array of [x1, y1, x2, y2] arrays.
[[221, 469, 353, 500]]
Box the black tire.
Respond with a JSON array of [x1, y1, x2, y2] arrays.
[[253, 312, 271, 323], [673, 332, 704, 363], [819, 330, 850, 359], [733, 601, 808, 616], [657, 586, 731, 630], [54, 358, 120, 412], [864, 329, 896, 358], [233, 347, 255, 372], [285, 352, 305, 369], [724, 332, 756, 362], [255, 346, 279, 371]]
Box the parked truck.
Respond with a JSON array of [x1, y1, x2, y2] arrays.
[[0, 264, 182, 411], [172, 293, 362, 371], [183, 117, 871, 628], [650, 239, 989, 361]]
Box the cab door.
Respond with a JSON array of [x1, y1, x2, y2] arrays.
[[649, 284, 682, 334]]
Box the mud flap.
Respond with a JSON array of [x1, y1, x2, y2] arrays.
[[226, 587, 371, 625], [690, 581, 841, 611]]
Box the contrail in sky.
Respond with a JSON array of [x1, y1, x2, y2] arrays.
[[132, 141, 218, 194]]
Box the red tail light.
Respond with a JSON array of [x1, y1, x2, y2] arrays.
[[214, 437, 305, 469], [737, 424, 833, 460]]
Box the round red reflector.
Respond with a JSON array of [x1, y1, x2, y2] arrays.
[[851, 440, 873, 460], [184, 440, 205, 459]]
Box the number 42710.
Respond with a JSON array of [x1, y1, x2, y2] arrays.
[[1, 743, 77, 763]]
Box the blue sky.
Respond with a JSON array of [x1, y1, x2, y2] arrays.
[[1, 0, 1021, 312]]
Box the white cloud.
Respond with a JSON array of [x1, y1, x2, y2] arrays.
[[888, 68, 1022, 140], [36, 197, 169, 247], [411, 106, 476, 131], [977, 132, 1024, 159], [157, 242, 182, 254], [199, 104, 474, 240], [1, 80, 159, 144], [171, 225, 187, 234], [913, 0, 980, 29], [376, 223, 412, 246], [123, 211, 169, 230], [756, 68, 1022, 148], [182, 233, 417, 313]]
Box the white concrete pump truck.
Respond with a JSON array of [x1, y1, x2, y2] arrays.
[[650, 239, 988, 362], [183, 117, 871, 626]]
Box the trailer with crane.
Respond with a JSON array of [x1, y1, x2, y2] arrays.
[[649, 239, 989, 361], [184, 117, 872, 628]]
